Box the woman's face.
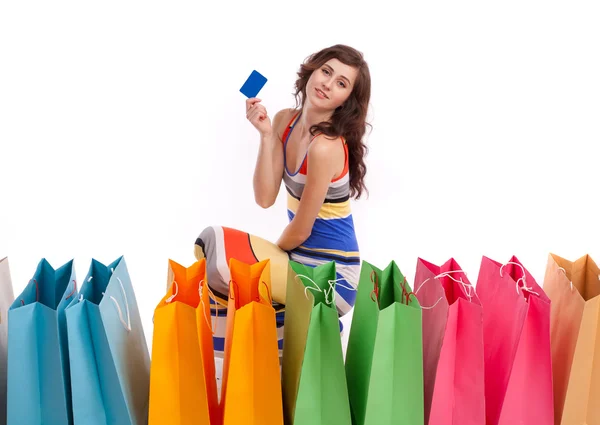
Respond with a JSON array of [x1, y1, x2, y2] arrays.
[[306, 58, 358, 111]]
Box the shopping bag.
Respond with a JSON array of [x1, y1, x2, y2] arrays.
[[543, 253, 600, 425], [220, 258, 283, 425], [0, 257, 15, 425], [345, 259, 423, 425], [477, 255, 553, 425], [65, 256, 150, 425], [282, 260, 352, 425], [149, 258, 219, 425], [414, 257, 485, 425], [7, 258, 77, 425]]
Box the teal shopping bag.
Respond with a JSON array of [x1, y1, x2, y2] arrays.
[[65, 256, 150, 425], [345, 260, 424, 425], [281, 260, 352, 425], [7, 258, 78, 425]]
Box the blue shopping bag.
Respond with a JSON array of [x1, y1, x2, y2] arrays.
[[7, 258, 78, 425], [65, 256, 150, 425]]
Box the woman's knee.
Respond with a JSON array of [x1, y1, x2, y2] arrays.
[[194, 225, 219, 261]]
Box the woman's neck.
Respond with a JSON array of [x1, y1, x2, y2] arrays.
[[297, 103, 332, 137]]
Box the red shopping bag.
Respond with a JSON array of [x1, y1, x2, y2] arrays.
[[414, 257, 485, 425], [477, 255, 553, 425]]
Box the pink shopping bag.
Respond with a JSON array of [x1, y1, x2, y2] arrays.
[[414, 257, 485, 425], [477, 255, 553, 425]]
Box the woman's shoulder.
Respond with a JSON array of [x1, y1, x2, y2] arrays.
[[274, 108, 300, 126], [273, 108, 300, 139]]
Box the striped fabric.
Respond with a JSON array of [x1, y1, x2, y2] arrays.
[[194, 226, 288, 356], [282, 111, 361, 315]]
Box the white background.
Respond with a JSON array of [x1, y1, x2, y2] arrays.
[[1, 0, 599, 352]]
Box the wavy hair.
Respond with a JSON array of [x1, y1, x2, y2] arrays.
[[293, 44, 372, 199]]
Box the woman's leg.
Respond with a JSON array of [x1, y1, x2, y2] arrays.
[[194, 225, 290, 356]]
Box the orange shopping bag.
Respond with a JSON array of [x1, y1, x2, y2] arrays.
[[220, 258, 283, 425], [544, 253, 600, 425], [149, 259, 219, 425]]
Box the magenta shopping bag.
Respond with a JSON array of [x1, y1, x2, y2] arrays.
[[477, 255, 553, 425], [414, 257, 485, 425]]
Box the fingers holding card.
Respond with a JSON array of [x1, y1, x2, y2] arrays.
[[241, 70, 272, 135], [246, 98, 262, 113]]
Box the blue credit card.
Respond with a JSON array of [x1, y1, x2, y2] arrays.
[[240, 70, 267, 98]]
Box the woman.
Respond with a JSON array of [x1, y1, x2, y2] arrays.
[[195, 44, 371, 355]]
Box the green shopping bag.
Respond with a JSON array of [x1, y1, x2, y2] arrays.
[[345, 260, 424, 425], [281, 260, 352, 425]]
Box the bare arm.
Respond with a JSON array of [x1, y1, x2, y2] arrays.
[[252, 109, 286, 208], [246, 98, 287, 208], [276, 135, 343, 251]]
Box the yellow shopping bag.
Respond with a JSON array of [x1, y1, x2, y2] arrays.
[[220, 258, 283, 425], [149, 258, 219, 424]]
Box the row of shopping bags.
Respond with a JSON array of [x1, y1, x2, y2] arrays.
[[0, 252, 599, 424], [349, 253, 599, 425], [354, 253, 600, 425], [147, 253, 600, 425], [0, 256, 150, 425], [147, 257, 357, 425]]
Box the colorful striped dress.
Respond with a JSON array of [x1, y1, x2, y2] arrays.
[[194, 110, 361, 355], [282, 111, 361, 315]]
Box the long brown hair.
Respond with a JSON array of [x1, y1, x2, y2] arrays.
[[293, 44, 372, 199]]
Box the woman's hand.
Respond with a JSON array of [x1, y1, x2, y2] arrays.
[[246, 98, 273, 137]]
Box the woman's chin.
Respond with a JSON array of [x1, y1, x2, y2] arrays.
[[306, 97, 334, 112]]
